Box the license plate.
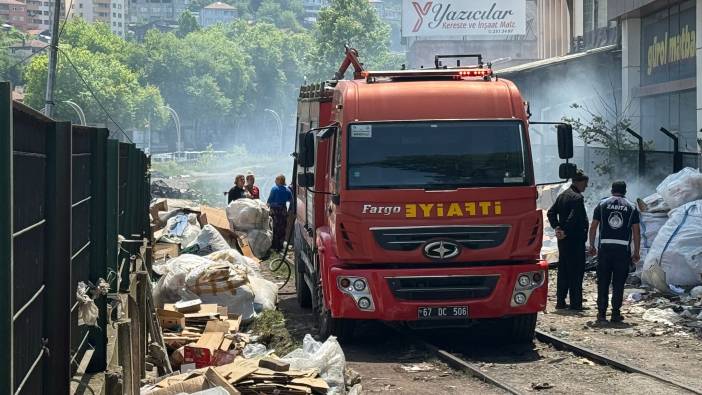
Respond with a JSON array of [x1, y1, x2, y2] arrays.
[[417, 306, 468, 320]]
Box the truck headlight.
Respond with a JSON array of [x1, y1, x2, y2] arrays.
[[518, 275, 531, 287], [353, 279, 366, 291], [514, 292, 527, 305]]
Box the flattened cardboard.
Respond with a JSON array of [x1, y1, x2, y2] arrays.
[[204, 319, 231, 334]]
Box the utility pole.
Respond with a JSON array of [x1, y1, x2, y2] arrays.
[[43, 0, 62, 117]]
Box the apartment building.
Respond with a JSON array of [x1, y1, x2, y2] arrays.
[[127, 0, 189, 25], [198, 1, 235, 27], [25, 0, 52, 30], [0, 0, 28, 30], [66, 0, 127, 36]]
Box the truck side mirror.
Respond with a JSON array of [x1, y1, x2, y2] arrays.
[[557, 124, 574, 159], [298, 131, 316, 168], [559, 163, 577, 180], [297, 172, 314, 188]]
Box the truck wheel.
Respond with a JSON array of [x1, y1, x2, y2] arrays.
[[312, 261, 355, 342], [504, 313, 537, 343], [294, 248, 312, 308]]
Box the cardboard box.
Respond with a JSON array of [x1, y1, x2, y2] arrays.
[[199, 205, 233, 237], [157, 309, 185, 331], [184, 332, 224, 368]]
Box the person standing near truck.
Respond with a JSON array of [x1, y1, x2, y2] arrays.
[[547, 170, 590, 311], [228, 174, 248, 203], [245, 171, 260, 199], [588, 181, 641, 323], [267, 174, 292, 252]]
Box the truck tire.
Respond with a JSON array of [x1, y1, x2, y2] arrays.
[[312, 256, 355, 342], [295, 248, 312, 308], [505, 313, 537, 343]]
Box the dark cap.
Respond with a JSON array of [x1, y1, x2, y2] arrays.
[[572, 169, 588, 182], [611, 181, 626, 195]]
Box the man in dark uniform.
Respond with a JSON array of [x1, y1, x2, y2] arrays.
[[588, 181, 641, 323], [547, 169, 589, 310]]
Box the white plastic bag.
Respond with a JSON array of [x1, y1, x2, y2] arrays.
[[152, 254, 212, 306], [282, 334, 347, 395], [638, 193, 670, 213], [656, 168, 702, 209], [639, 211, 668, 249], [186, 224, 231, 254], [249, 276, 279, 312], [642, 200, 702, 288], [246, 229, 272, 258], [77, 282, 98, 327], [226, 199, 270, 231], [206, 249, 261, 277]]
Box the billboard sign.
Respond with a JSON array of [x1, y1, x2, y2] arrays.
[[402, 0, 526, 37]]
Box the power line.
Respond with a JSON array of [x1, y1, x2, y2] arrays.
[[5, 45, 49, 70], [57, 47, 133, 143], [57, 0, 75, 40]]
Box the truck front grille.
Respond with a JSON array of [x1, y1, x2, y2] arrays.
[[371, 225, 510, 251], [386, 275, 499, 300]]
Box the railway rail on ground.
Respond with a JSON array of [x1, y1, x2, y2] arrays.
[[395, 325, 702, 395]]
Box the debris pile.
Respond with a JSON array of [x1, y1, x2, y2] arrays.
[[141, 335, 350, 395], [622, 287, 702, 332], [152, 179, 203, 200], [638, 168, 702, 293], [226, 199, 273, 259]]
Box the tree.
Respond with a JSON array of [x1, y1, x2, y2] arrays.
[[311, 0, 403, 80], [177, 11, 200, 37], [23, 47, 166, 130], [255, 0, 304, 31], [0, 27, 31, 84]]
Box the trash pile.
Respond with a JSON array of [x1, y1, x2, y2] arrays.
[[226, 199, 273, 258], [152, 179, 203, 200], [152, 249, 278, 323], [621, 286, 702, 333], [637, 168, 702, 293], [142, 334, 350, 395]]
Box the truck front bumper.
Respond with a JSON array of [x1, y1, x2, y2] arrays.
[[327, 262, 548, 321]]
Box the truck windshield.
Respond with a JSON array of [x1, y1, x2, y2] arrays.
[[347, 120, 529, 189]]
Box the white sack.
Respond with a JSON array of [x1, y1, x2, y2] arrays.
[[246, 229, 272, 259], [249, 276, 279, 312], [656, 167, 702, 209], [226, 199, 270, 231], [186, 224, 230, 254], [642, 200, 702, 288], [638, 193, 670, 213], [206, 249, 262, 277], [639, 212, 669, 249], [282, 334, 347, 395], [152, 254, 212, 306]]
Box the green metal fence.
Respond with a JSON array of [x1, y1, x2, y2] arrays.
[[0, 82, 151, 394]]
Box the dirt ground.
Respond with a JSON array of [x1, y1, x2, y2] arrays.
[[258, 254, 702, 394]]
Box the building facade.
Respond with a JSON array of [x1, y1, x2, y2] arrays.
[[0, 0, 28, 31], [25, 0, 53, 31], [66, 0, 127, 36], [612, 0, 700, 155], [198, 1, 235, 27], [127, 0, 188, 25], [302, 0, 326, 26]]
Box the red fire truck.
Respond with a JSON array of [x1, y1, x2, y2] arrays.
[[293, 49, 575, 342]]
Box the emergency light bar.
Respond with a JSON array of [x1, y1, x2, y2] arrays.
[[360, 67, 493, 81]]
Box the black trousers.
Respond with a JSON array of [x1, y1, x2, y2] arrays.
[[597, 244, 630, 314], [557, 239, 586, 308]]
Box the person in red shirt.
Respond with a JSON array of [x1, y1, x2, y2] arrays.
[[245, 172, 260, 199]]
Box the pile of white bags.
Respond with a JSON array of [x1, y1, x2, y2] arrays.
[[161, 213, 201, 247], [226, 199, 273, 258], [226, 199, 270, 231], [152, 248, 278, 322], [639, 211, 668, 249], [185, 224, 231, 254], [655, 167, 702, 210], [642, 200, 702, 290], [282, 334, 347, 395]]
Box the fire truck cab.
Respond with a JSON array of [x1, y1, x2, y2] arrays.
[[293, 50, 575, 341]]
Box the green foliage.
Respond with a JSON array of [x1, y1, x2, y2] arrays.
[[255, 0, 304, 31], [177, 11, 201, 37], [562, 103, 649, 177], [312, 0, 403, 80], [23, 46, 166, 129]]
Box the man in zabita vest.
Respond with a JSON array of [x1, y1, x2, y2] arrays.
[[588, 181, 641, 324]]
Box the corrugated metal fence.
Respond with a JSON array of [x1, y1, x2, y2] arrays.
[[0, 82, 151, 394]]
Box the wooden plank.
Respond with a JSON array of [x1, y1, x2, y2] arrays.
[[235, 233, 257, 261], [117, 320, 138, 395], [204, 367, 241, 395]]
